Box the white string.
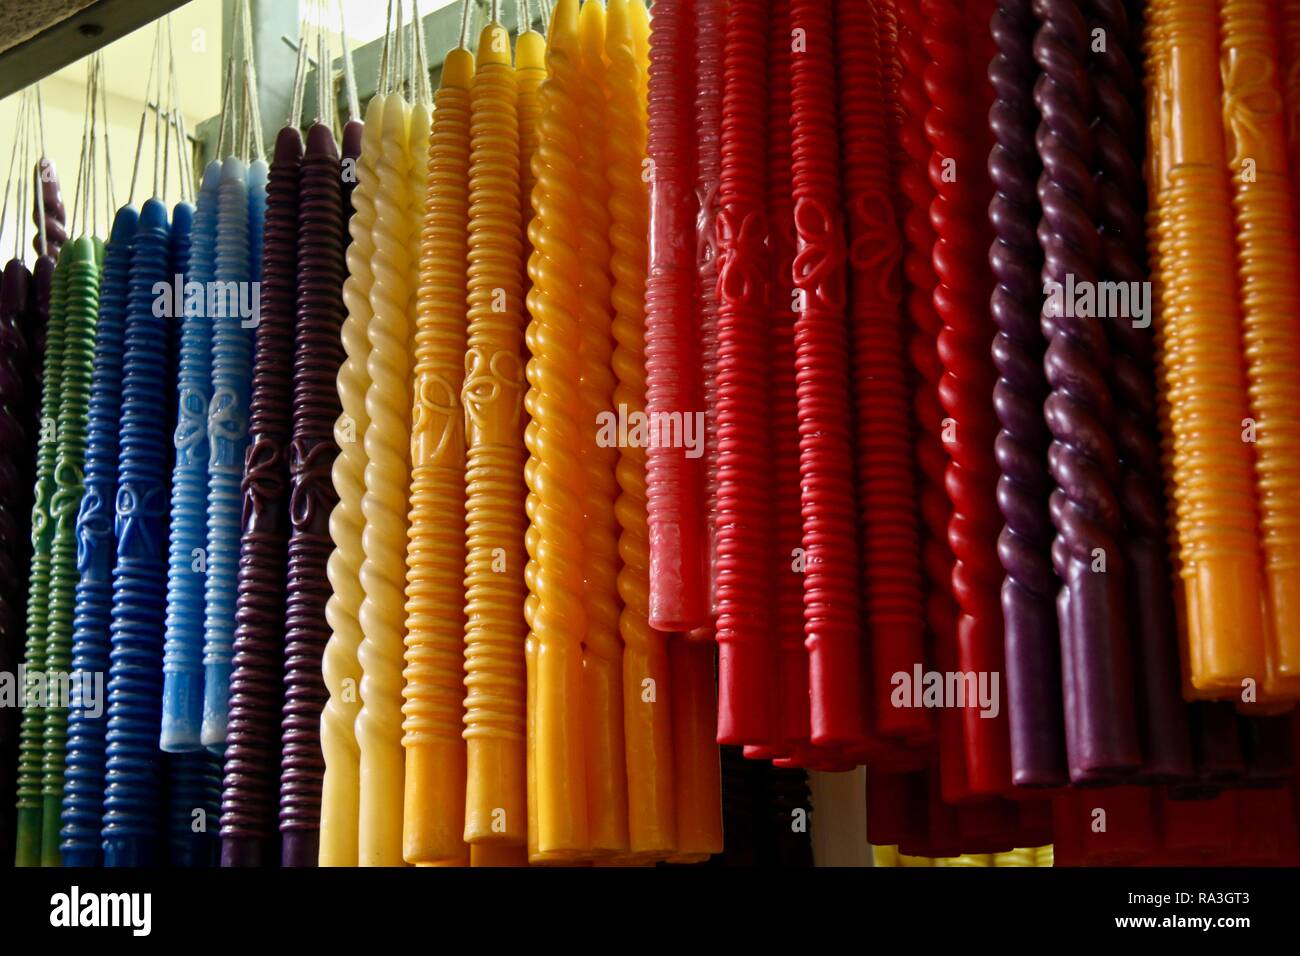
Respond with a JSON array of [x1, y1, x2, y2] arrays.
[[338, 0, 360, 122], [458, 0, 473, 48]]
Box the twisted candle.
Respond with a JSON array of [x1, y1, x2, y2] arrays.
[[1087, 0, 1192, 778], [923, 0, 1010, 794], [606, 0, 675, 860], [355, 92, 416, 867], [989, 0, 1064, 787], [576, 0, 628, 855], [33, 158, 67, 260], [320, 95, 385, 867], [402, 48, 472, 865], [524, 0, 591, 860]]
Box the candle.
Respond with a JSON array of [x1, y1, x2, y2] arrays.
[[101, 202, 172, 866], [577, 0, 629, 857], [669, 638, 723, 861], [281, 123, 348, 867], [604, 0, 675, 861], [320, 94, 385, 867], [524, 0, 591, 860], [645, 0, 708, 632], [1153, 0, 1265, 697], [58, 206, 136, 867], [714, 0, 775, 749], [161, 162, 220, 753], [896, 0, 965, 802], [463, 22, 528, 848], [403, 46, 473, 865], [837, 0, 928, 746], [1220, 0, 1300, 700], [356, 92, 417, 867], [922, 0, 1011, 793], [987, 0, 1064, 787], [1088, 0, 1193, 780]]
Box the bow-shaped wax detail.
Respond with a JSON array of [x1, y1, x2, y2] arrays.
[[240, 436, 287, 529], [51, 457, 86, 533], [716, 205, 770, 307], [413, 371, 464, 467], [792, 196, 847, 312], [208, 386, 249, 468], [75, 482, 116, 575], [289, 439, 340, 531], [174, 386, 211, 463], [115, 481, 166, 558], [848, 188, 903, 301], [463, 346, 526, 433]]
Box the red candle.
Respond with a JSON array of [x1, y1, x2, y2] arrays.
[[789, 0, 867, 749], [645, 0, 708, 631]]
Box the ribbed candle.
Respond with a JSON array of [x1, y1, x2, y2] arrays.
[[1219, 0, 1300, 699], [790, 0, 865, 749], [714, 0, 774, 748], [403, 49, 472, 865], [161, 162, 221, 752], [644, 0, 707, 631], [221, 127, 303, 867], [58, 206, 137, 866], [462, 22, 528, 848], [100, 201, 172, 866], [202, 158, 255, 750], [1152, 0, 1265, 696], [839, 0, 928, 745], [39, 233, 101, 865], [321, 95, 385, 868], [281, 123, 347, 867]]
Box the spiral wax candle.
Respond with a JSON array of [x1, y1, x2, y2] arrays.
[[320, 95, 384, 868]]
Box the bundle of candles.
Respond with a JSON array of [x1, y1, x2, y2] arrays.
[[4, 0, 1300, 869]]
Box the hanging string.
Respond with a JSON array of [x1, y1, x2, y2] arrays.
[[166, 15, 195, 203], [378, 0, 395, 96], [413, 0, 431, 105], [289, 7, 311, 128], [216, 55, 237, 159], [458, 0, 473, 49], [338, 0, 360, 123], [318, 0, 331, 127], [241, 0, 265, 159], [9, 93, 31, 260], [491, 0, 501, 24], [34, 86, 49, 255], [0, 91, 32, 256], [71, 58, 94, 237], [153, 26, 165, 199], [393, 0, 406, 100]]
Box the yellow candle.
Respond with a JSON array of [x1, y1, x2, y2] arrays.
[[463, 21, 529, 846], [403, 49, 473, 866], [321, 94, 386, 867], [517, 29, 547, 245], [524, 0, 592, 860], [604, 0, 674, 861], [1219, 0, 1300, 699], [356, 93, 416, 866], [668, 638, 723, 861], [577, 0, 630, 858], [1153, 0, 1266, 694]]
